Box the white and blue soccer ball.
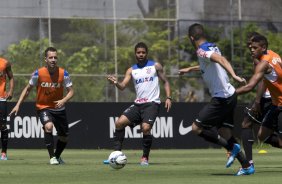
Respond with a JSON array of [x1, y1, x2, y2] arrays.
[[108, 151, 127, 169]]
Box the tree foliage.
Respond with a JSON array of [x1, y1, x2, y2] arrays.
[[3, 17, 282, 103]]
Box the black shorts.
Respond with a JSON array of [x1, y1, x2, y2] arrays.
[[195, 93, 237, 129], [261, 105, 282, 134], [0, 101, 7, 124], [37, 109, 69, 136], [122, 102, 160, 127], [244, 97, 272, 124]]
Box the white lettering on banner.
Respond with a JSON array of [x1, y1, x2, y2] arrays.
[[152, 117, 173, 138], [7, 116, 82, 139], [7, 116, 44, 138], [109, 117, 173, 138], [130, 126, 142, 138], [109, 117, 118, 138]]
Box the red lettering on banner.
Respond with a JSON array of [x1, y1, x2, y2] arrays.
[[135, 98, 148, 103]]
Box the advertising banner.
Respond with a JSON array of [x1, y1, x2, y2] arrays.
[[7, 102, 246, 149]]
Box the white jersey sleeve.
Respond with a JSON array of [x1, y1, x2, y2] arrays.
[[29, 70, 39, 86], [196, 42, 235, 98], [63, 70, 73, 88]]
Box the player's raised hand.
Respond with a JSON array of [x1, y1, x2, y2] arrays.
[[5, 91, 13, 100], [165, 98, 172, 112], [234, 75, 247, 85], [178, 68, 190, 75], [54, 99, 65, 109], [107, 75, 118, 84]]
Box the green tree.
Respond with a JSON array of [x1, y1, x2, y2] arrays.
[[3, 39, 50, 101]]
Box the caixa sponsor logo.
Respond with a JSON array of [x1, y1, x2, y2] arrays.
[[109, 117, 173, 138], [6, 116, 81, 138]]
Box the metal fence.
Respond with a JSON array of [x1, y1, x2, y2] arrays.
[[1, 0, 282, 102]]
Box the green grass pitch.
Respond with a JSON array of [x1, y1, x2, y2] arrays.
[[0, 148, 281, 184]]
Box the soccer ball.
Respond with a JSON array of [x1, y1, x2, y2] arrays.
[[108, 151, 127, 169]]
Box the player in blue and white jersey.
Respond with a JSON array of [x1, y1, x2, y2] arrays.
[[178, 23, 254, 176], [105, 42, 172, 166]]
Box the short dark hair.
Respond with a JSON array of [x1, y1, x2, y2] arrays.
[[135, 42, 148, 53], [251, 35, 268, 49], [188, 23, 205, 41], [44, 47, 57, 57], [246, 32, 261, 47], [246, 31, 261, 40]]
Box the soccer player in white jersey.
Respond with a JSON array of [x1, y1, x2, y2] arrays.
[[105, 42, 172, 165], [178, 23, 254, 176]]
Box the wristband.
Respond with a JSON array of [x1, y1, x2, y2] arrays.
[[166, 96, 173, 100]]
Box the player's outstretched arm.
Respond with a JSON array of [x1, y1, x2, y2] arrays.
[[210, 53, 246, 85], [236, 61, 268, 95], [106, 68, 132, 91], [178, 65, 200, 75], [9, 84, 33, 116]]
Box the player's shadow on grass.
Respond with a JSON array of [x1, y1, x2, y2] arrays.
[[211, 173, 235, 176], [258, 166, 282, 169], [212, 167, 282, 176], [126, 162, 182, 166], [3, 158, 25, 161]]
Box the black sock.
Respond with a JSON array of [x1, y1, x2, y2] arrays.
[[114, 128, 125, 151], [264, 134, 280, 148], [44, 132, 55, 158], [198, 129, 229, 148], [236, 151, 251, 168], [55, 139, 67, 158], [142, 134, 153, 158], [227, 136, 250, 168], [226, 136, 239, 151], [1, 128, 8, 153], [241, 128, 254, 162]]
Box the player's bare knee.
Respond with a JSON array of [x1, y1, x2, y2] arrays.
[[192, 122, 201, 134], [44, 123, 53, 133], [141, 123, 151, 133], [115, 122, 124, 129], [257, 132, 267, 142], [242, 120, 252, 129], [142, 128, 151, 135]]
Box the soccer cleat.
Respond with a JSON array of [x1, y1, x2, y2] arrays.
[[140, 156, 149, 166], [50, 157, 59, 165], [57, 157, 65, 164], [0, 152, 7, 160], [103, 160, 110, 164], [226, 144, 241, 168], [235, 164, 255, 176]]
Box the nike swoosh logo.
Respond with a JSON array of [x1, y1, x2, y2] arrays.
[[53, 119, 82, 136], [69, 120, 82, 128], [179, 120, 192, 135]]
